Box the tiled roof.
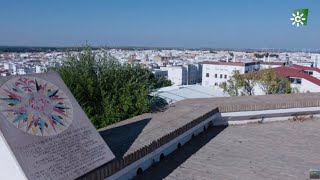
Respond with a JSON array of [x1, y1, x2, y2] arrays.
[[292, 64, 320, 73], [274, 66, 320, 86]]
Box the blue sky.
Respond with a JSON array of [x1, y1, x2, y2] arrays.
[[0, 0, 319, 49]]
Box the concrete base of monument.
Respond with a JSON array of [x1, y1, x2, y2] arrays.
[[0, 132, 27, 180]]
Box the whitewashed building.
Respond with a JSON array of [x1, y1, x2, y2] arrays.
[[152, 69, 168, 79], [160, 66, 187, 86], [185, 64, 202, 85], [259, 61, 286, 69], [253, 66, 320, 95], [292, 64, 320, 80], [159, 64, 202, 86], [201, 61, 259, 88]]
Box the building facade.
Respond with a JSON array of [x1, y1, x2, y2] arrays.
[[201, 61, 259, 88]]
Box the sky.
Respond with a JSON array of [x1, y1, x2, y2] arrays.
[[0, 0, 320, 49]]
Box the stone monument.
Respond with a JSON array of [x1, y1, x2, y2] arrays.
[[0, 72, 115, 180]]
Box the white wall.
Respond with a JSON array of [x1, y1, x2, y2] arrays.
[[291, 78, 320, 93], [35, 66, 42, 73], [202, 64, 244, 88], [16, 69, 26, 75], [3, 63, 9, 70], [259, 64, 282, 70], [161, 66, 187, 86], [0, 133, 27, 180], [310, 71, 320, 80], [252, 77, 320, 95]]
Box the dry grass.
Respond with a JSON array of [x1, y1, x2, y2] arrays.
[[289, 114, 314, 122]]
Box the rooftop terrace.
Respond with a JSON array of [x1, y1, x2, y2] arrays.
[[80, 93, 320, 179], [135, 120, 320, 180]]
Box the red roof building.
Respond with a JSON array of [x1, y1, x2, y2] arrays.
[[272, 66, 320, 92]]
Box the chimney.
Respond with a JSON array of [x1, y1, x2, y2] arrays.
[[226, 55, 229, 62], [267, 55, 270, 62], [263, 56, 266, 62], [233, 55, 236, 62]]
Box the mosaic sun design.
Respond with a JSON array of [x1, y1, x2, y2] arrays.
[[0, 76, 73, 136]]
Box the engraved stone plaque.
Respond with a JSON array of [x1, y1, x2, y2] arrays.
[[0, 72, 115, 180]]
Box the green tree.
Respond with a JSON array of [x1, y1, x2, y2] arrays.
[[219, 70, 244, 96], [241, 73, 257, 96], [220, 69, 293, 96], [53, 46, 167, 128], [53, 47, 103, 121], [96, 58, 155, 127], [257, 69, 292, 95], [154, 76, 172, 89]]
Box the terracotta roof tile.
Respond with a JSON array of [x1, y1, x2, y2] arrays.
[[274, 66, 320, 86]]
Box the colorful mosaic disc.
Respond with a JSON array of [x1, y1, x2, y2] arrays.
[[0, 76, 73, 136]]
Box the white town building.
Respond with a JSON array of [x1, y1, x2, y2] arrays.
[[152, 69, 168, 79], [259, 61, 286, 69], [201, 61, 259, 88], [201, 60, 286, 88], [160, 66, 187, 86], [253, 65, 320, 95], [185, 64, 202, 85], [292, 64, 320, 80], [160, 64, 202, 86]]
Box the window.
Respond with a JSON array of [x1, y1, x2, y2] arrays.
[[214, 83, 218, 86], [224, 75, 227, 79], [215, 74, 217, 78], [304, 70, 313, 75], [206, 73, 209, 77], [296, 78, 302, 84], [289, 78, 302, 84], [220, 74, 223, 78]]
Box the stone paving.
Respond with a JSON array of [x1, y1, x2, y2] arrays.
[[99, 101, 217, 158], [135, 120, 320, 180]]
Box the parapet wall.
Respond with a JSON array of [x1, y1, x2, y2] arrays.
[[77, 93, 320, 180], [219, 100, 320, 112], [181, 93, 320, 112], [78, 108, 219, 180]]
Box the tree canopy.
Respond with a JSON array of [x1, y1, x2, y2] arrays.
[[53, 47, 171, 128], [220, 69, 296, 96]]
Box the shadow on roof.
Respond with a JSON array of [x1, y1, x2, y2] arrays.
[[99, 118, 152, 159], [133, 125, 228, 180]]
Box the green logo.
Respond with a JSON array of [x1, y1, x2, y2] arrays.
[[290, 9, 308, 27]]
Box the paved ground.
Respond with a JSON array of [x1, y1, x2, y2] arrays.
[[135, 120, 320, 180], [99, 102, 216, 158], [99, 93, 320, 159]]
